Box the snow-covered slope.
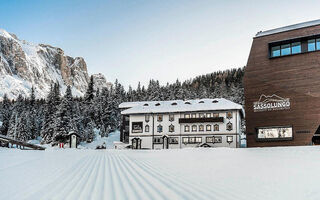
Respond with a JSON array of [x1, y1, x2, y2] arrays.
[[0, 28, 111, 100], [2, 146, 320, 199]]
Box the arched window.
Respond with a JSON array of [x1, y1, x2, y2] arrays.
[[184, 125, 190, 132], [192, 125, 197, 132], [214, 124, 219, 131], [226, 122, 233, 131], [199, 125, 204, 131], [145, 125, 150, 132], [157, 125, 163, 133], [206, 125, 212, 131], [169, 125, 175, 132], [155, 103, 161, 106], [171, 102, 177, 106]]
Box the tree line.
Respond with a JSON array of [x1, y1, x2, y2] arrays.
[[0, 67, 244, 145]]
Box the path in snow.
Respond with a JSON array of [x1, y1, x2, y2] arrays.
[[1, 147, 320, 200]]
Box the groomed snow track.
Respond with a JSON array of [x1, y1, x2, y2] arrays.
[[1, 147, 320, 200]]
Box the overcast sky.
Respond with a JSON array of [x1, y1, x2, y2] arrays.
[[1, 0, 320, 88]]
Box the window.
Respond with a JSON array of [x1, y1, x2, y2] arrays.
[[184, 114, 190, 118], [199, 113, 205, 118], [206, 113, 211, 118], [226, 112, 232, 119], [317, 39, 320, 50], [157, 115, 163, 122], [199, 125, 204, 132], [143, 103, 149, 106], [171, 102, 177, 106], [132, 122, 143, 133], [192, 125, 197, 132], [199, 101, 204, 104], [145, 125, 149, 132], [206, 125, 212, 131], [226, 122, 233, 131], [157, 125, 163, 133], [145, 115, 150, 122], [271, 46, 280, 57], [153, 137, 163, 144], [155, 103, 161, 106], [257, 127, 293, 141], [169, 125, 175, 132], [214, 136, 222, 143], [206, 137, 213, 143], [213, 113, 219, 118], [214, 124, 219, 131], [308, 39, 316, 52], [281, 44, 290, 56], [291, 42, 301, 54], [212, 100, 218, 103], [189, 137, 195, 143], [169, 137, 179, 144], [185, 102, 191, 105], [183, 137, 202, 144], [191, 113, 197, 118], [227, 136, 233, 143], [169, 114, 174, 122], [184, 125, 190, 132]]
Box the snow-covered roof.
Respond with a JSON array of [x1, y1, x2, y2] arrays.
[[120, 98, 244, 116], [255, 19, 320, 38]]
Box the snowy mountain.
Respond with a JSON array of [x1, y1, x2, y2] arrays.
[[0, 28, 111, 100]]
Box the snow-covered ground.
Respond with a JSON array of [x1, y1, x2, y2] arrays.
[[1, 146, 320, 200], [79, 130, 120, 149]]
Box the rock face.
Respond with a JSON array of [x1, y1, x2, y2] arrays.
[[0, 29, 110, 100]]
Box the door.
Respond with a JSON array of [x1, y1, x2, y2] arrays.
[[71, 135, 77, 148], [163, 136, 169, 149]]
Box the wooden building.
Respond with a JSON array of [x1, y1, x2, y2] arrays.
[[244, 19, 320, 147]]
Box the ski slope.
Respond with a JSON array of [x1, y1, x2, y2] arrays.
[[1, 146, 320, 200]]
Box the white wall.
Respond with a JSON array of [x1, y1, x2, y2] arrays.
[[128, 110, 243, 149]]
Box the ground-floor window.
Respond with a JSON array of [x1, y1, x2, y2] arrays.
[[153, 137, 163, 144], [169, 137, 179, 144], [182, 137, 202, 144], [227, 136, 233, 143], [206, 125, 212, 131], [214, 136, 222, 143], [206, 137, 213, 143]]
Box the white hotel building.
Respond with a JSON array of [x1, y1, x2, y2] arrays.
[[119, 98, 244, 149]]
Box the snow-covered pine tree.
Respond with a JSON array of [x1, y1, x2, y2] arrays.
[[0, 94, 11, 135], [16, 112, 31, 142], [40, 84, 56, 144]]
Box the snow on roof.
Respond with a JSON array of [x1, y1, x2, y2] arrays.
[[255, 19, 320, 38], [120, 98, 244, 116]]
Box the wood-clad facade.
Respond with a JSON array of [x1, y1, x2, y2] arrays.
[[244, 20, 320, 147]]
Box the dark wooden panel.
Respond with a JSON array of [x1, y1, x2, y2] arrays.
[[179, 117, 224, 123], [244, 24, 320, 147]]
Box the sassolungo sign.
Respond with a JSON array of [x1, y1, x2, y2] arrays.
[[253, 94, 290, 112]]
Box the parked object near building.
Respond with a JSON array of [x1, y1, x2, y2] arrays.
[[119, 98, 244, 149], [68, 131, 80, 148], [244, 19, 320, 147]]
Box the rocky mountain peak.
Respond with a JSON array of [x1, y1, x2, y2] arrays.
[[0, 28, 111, 100]]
